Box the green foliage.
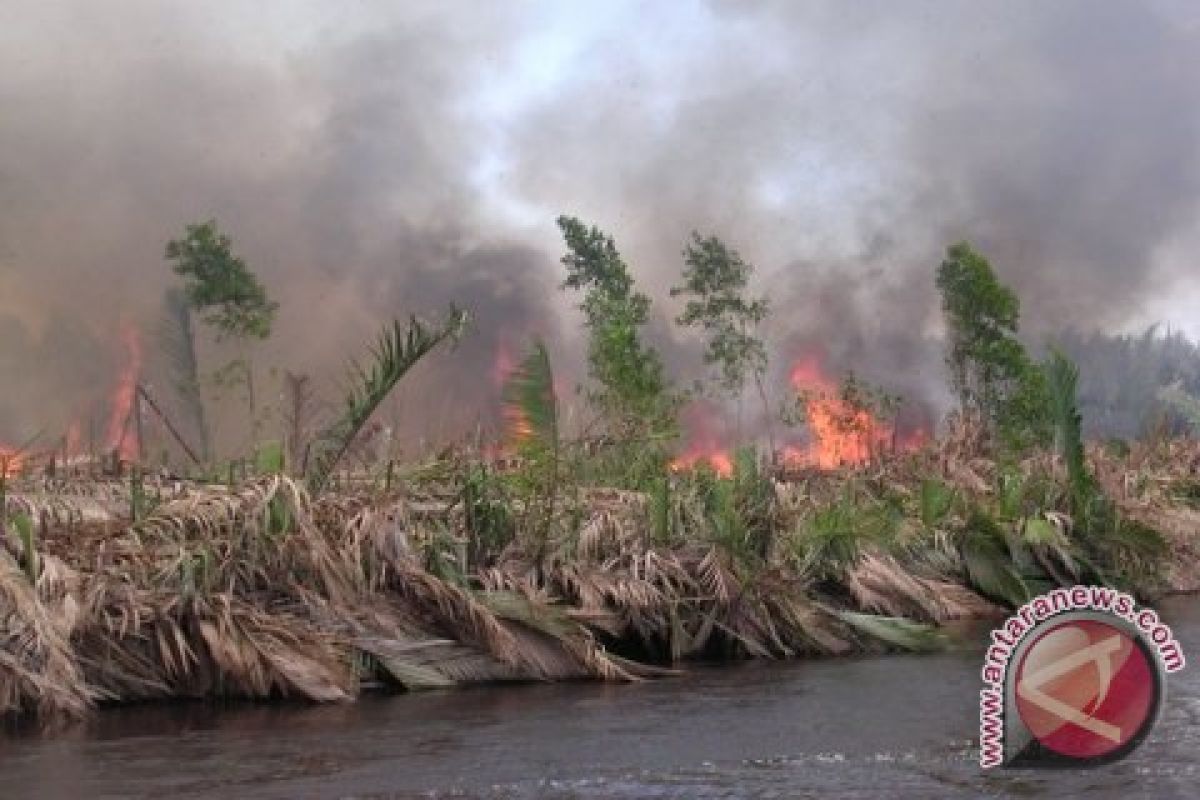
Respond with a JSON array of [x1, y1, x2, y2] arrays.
[[960, 508, 1030, 607], [165, 220, 278, 340], [307, 307, 468, 492], [671, 233, 769, 396], [463, 465, 516, 568], [502, 340, 559, 457], [730, 447, 775, 560], [501, 340, 563, 558], [918, 479, 956, 529], [129, 467, 145, 522], [557, 216, 675, 437], [1043, 349, 1093, 514], [998, 361, 1052, 451], [1035, 348, 1164, 589], [422, 525, 467, 586], [836, 611, 945, 653], [1171, 479, 1200, 509], [255, 440, 285, 474], [1087, 518, 1168, 591], [650, 475, 672, 544], [674, 448, 776, 564], [797, 490, 892, 578], [935, 242, 1048, 448], [9, 512, 37, 583]]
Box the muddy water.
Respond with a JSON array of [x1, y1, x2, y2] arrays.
[[3, 599, 1198, 799]]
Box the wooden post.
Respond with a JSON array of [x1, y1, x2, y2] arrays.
[[134, 387, 145, 465]]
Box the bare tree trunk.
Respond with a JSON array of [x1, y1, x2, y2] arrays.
[[753, 372, 776, 462], [282, 371, 313, 475], [134, 387, 145, 465]]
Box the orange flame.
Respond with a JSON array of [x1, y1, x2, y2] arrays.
[[669, 402, 734, 477], [488, 335, 537, 455], [104, 321, 143, 461], [491, 337, 517, 389], [781, 354, 889, 469], [0, 446, 25, 479]]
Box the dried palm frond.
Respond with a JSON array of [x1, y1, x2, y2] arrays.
[[846, 551, 995, 623], [0, 550, 93, 719]]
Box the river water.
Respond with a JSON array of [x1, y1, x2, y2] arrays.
[[3, 598, 1197, 799]]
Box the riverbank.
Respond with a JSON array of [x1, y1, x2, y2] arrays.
[[3, 596, 1197, 799], [2, 439, 1197, 722]]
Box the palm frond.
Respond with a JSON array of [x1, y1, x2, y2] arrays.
[[502, 339, 559, 452], [836, 610, 945, 652], [1044, 349, 1092, 509], [960, 509, 1029, 607], [308, 307, 468, 492]]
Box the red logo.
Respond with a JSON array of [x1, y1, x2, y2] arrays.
[[1014, 618, 1158, 760]]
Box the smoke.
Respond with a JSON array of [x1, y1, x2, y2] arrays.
[[503, 0, 1200, 415], [1, 1, 1198, 447]]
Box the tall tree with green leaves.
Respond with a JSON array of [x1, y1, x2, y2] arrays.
[[166, 220, 278, 456], [166, 220, 277, 340], [671, 232, 772, 449], [557, 216, 674, 440], [935, 241, 1047, 449]]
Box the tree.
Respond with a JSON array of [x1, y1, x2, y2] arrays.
[[935, 242, 1046, 449], [166, 221, 277, 340], [165, 220, 279, 457], [671, 233, 773, 449], [557, 216, 674, 438]]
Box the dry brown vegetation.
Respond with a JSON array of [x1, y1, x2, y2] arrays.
[[2, 435, 1196, 724]]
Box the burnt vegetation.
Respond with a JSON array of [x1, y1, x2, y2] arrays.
[[1, 221, 1198, 723]]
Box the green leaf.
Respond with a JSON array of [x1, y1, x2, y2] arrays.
[[10, 513, 37, 583], [307, 307, 468, 492], [961, 511, 1029, 607], [919, 479, 955, 528], [255, 440, 285, 474], [501, 340, 559, 454], [837, 611, 945, 652]]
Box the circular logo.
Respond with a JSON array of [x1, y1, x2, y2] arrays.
[[1014, 617, 1161, 761]]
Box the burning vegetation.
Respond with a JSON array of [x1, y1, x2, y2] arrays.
[[1, 218, 1197, 724]]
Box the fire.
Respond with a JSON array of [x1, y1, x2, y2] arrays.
[[491, 337, 517, 389], [0, 446, 25, 479], [104, 321, 143, 461], [669, 402, 734, 477], [65, 419, 82, 456], [501, 401, 535, 444], [670, 449, 734, 478], [781, 354, 889, 469], [490, 335, 537, 453]]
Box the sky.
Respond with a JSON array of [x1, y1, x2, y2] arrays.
[[1, 1, 1198, 444]]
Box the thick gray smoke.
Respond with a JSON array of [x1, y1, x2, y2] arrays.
[[1, 1, 1198, 451]]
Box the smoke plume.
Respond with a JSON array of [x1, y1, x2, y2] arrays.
[[1, 1, 1198, 450]]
